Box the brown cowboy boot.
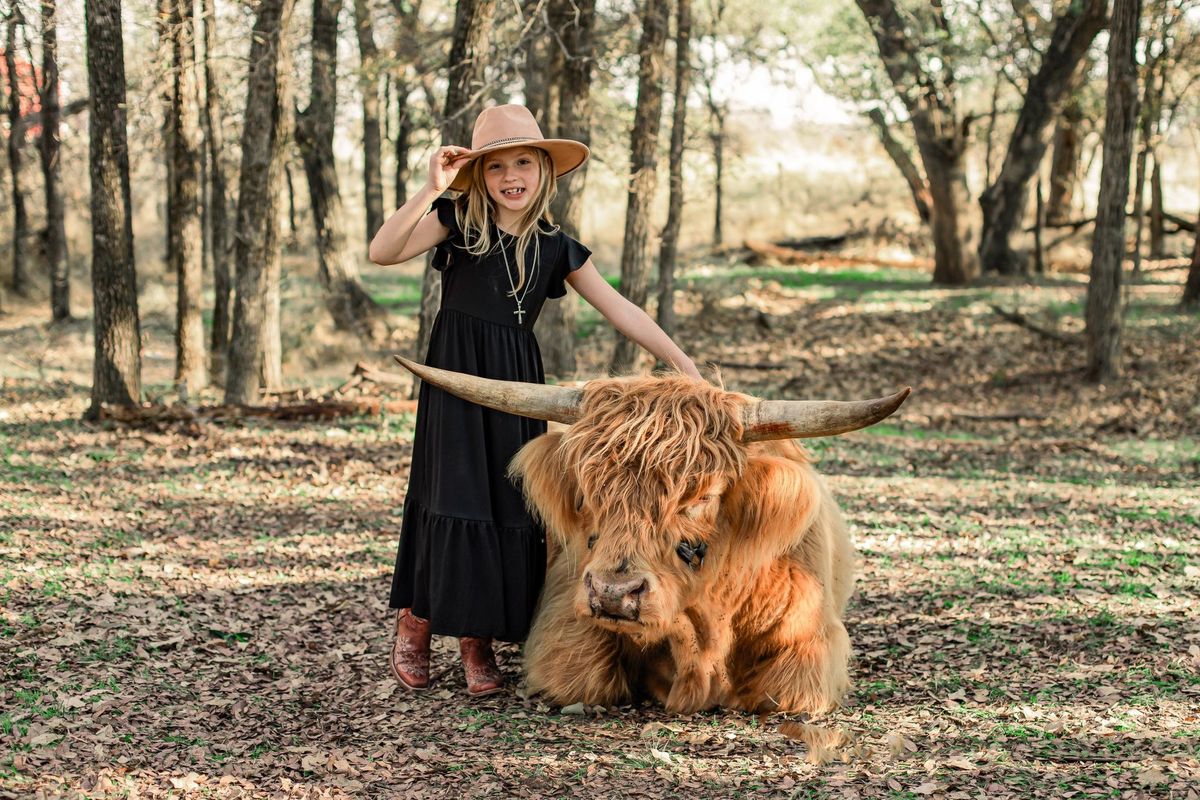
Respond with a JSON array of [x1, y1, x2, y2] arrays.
[[459, 636, 504, 697], [390, 609, 431, 691]]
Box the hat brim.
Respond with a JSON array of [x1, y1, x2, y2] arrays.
[[448, 139, 591, 193]]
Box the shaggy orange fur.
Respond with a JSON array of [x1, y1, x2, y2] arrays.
[[509, 375, 856, 714]]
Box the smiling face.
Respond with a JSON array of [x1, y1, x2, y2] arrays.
[[480, 146, 544, 224]]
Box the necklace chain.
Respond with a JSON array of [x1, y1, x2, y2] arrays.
[[497, 231, 536, 324]]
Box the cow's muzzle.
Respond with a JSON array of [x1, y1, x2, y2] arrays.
[[584, 571, 648, 622]]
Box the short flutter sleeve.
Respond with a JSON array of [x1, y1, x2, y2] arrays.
[[547, 233, 592, 299], [430, 196, 464, 272]]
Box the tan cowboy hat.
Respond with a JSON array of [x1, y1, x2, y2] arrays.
[[448, 104, 590, 193]]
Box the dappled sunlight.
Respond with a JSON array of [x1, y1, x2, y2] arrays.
[[3, 262, 1196, 797]]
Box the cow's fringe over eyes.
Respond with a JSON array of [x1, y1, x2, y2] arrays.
[[557, 376, 749, 525]]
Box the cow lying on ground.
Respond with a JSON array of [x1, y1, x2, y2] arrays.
[[395, 357, 908, 714]]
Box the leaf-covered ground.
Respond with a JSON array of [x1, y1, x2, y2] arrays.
[[2, 262, 1198, 799]]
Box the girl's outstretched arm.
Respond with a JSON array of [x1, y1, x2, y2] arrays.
[[368, 145, 471, 265], [566, 261, 703, 380]]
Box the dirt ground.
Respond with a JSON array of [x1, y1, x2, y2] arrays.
[[1, 256, 1198, 799]]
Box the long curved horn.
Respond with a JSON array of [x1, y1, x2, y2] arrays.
[[394, 355, 584, 424], [741, 387, 911, 442]]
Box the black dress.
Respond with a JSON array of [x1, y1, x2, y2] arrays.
[[388, 196, 592, 642]]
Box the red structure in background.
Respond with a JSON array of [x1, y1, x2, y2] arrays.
[[0, 47, 44, 141]]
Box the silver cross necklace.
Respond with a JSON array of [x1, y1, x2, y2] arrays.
[[497, 230, 537, 324]]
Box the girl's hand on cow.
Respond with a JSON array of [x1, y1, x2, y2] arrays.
[[426, 146, 472, 194]]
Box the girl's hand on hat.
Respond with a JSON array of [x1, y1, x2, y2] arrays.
[[427, 146, 471, 193]]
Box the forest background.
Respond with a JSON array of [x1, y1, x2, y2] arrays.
[[1, 0, 1198, 798]]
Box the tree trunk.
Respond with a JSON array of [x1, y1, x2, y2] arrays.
[[388, 0, 422, 210], [201, 0, 233, 382], [40, 0, 71, 321], [225, 0, 297, 404], [1033, 174, 1045, 274], [1130, 102, 1150, 276], [1131, 60, 1159, 275], [655, 0, 691, 340], [169, 0, 207, 391], [393, 83, 414, 207], [4, 20, 30, 297], [297, 0, 391, 343], [1183, 218, 1200, 307], [610, 0, 668, 375], [977, 0, 1106, 275], [413, 0, 495, 378], [709, 101, 724, 248], [1046, 86, 1085, 225], [547, 0, 596, 242], [352, 0, 384, 249], [537, 0, 597, 378], [856, 0, 978, 284], [283, 158, 299, 248], [923, 142, 977, 285], [157, 0, 174, 273], [866, 107, 931, 224], [983, 74, 1000, 187], [1149, 156, 1164, 258], [521, 0, 557, 128], [85, 0, 142, 417], [1086, 0, 1141, 383]]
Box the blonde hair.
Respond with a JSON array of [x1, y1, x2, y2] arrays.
[[455, 147, 559, 292]]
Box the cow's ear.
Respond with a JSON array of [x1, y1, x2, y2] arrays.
[[507, 431, 581, 549], [719, 454, 820, 563]]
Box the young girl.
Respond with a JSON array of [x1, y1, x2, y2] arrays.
[[369, 104, 702, 697]]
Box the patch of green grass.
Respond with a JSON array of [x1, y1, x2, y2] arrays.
[[81, 637, 135, 663], [1106, 437, 1200, 472], [1113, 505, 1199, 526], [163, 734, 209, 746], [0, 455, 68, 486], [248, 742, 277, 759], [88, 527, 143, 551], [367, 276, 425, 310], [456, 708, 499, 732], [855, 423, 985, 442], [994, 722, 1056, 740], [683, 264, 924, 290], [859, 678, 897, 699], [1111, 580, 1157, 598], [1045, 299, 1084, 318]]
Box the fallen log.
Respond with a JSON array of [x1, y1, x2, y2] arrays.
[[1029, 210, 1195, 234], [989, 305, 1075, 344], [775, 232, 854, 250], [744, 240, 931, 271], [97, 397, 418, 428], [952, 410, 1049, 422], [334, 361, 414, 395]]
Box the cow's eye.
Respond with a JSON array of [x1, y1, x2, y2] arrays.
[[676, 540, 707, 570], [587, 534, 598, 550]]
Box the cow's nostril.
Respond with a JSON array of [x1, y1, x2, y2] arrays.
[[587, 574, 650, 621]]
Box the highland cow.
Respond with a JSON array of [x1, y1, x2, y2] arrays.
[[395, 356, 908, 713]]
